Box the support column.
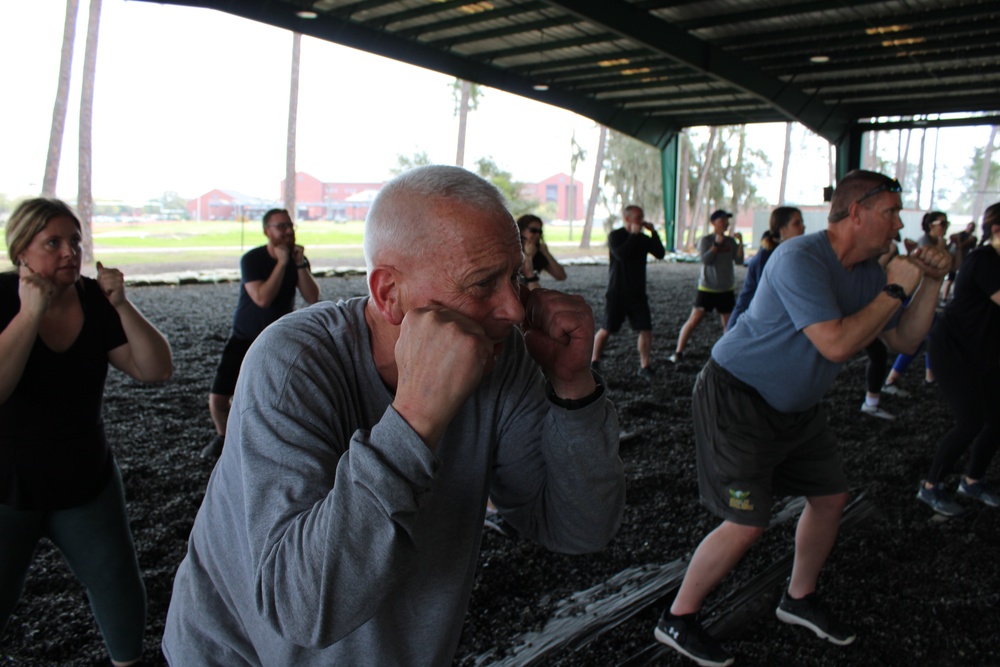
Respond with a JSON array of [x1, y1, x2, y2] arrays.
[[660, 134, 679, 251]]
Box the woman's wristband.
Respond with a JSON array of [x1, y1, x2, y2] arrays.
[[296, 257, 310, 269]]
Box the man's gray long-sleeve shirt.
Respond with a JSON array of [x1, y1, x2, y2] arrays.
[[163, 296, 624, 666]]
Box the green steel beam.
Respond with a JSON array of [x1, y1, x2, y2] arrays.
[[660, 136, 679, 250], [545, 0, 855, 144]]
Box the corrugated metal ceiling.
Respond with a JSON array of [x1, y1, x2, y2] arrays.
[[141, 0, 1000, 149]]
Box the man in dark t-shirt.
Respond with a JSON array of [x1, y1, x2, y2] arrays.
[[591, 205, 665, 378], [203, 208, 320, 457]]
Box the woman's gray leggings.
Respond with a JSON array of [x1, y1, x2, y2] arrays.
[[0, 463, 145, 662]]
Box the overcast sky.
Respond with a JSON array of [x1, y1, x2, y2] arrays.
[[2, 0, 992, 212]]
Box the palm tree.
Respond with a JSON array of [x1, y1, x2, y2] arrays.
[[77, 0, 101, 263], [580, 125, 607, 249], [778, 122, 792, 205], [42, 0, 79, 197], [284, 32, 301, 218], [568, 131, 586, 240], [452, 79, 481, 168]]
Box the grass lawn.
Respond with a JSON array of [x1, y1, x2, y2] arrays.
[[1, 219, 610, 271]]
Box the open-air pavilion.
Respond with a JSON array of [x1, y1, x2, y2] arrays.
[[141, 0, 1000, 243]]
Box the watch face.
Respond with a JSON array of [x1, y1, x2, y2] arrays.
[[883, 284, 906, 300]]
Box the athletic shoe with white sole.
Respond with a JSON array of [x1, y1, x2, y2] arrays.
[[957, 479, 1000, 508], [776, 590, 856, 645], [860, 403, 895, 420], [654, 611, 734, 667], [917, 482, 966, 516], [880, 382, 910, 397]]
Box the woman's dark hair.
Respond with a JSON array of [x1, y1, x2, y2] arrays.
[[921, 211, 946, 233], [768, 206, 801, 238], [981, 202, 1000, 246], [516, 214, 543, 234]]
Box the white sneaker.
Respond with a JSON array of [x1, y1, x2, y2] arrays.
[[861, 403, 895, 420], [881, 383, 910, 398]]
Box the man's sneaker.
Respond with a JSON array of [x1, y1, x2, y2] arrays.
[[654, 611, 734, 667], [667, 351, 684, 364], [590, 359, 601, 372], [957, 479, 1000, 507], [775, 591, 856, 646], [880, 382, 910, 397], [200, 434, 225, 459], [483, 510, 519, 539], [916, 482, 965, 516], [637, 365, 656, 380], [860, 403, 895, 420]]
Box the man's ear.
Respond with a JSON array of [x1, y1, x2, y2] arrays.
[[368, 266, 404, 326]]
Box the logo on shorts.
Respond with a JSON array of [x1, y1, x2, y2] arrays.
[[728, 488, 754, 511]]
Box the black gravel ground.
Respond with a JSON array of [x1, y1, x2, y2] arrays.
[[2, 262, 997, 667]]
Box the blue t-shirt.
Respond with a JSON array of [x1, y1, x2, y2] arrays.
[[714, 231, 893, 413]]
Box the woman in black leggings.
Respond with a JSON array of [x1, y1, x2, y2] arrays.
[[916, 204, 1000, 516]]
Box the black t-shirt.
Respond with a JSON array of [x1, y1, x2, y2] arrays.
[[0, 273, 127, 510], [606, 226, 666, 297], [231, 245, 299, 341], [932, 247, 1000, 368]]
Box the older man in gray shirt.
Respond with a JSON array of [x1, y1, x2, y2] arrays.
[[162, 166, 625, 666]]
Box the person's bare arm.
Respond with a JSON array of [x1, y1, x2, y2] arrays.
[[292, 246, 320, 304], [98, 262, 173, 383], [245, 245, 292, 308], [539, 242, 567, 281], [0, 271, 50, 404]]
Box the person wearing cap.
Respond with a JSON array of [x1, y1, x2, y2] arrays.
[[202, 208, 320, 458], [653, 170, 950, 667], [591, 204, 665, 379], [667, 209, 743, 364]]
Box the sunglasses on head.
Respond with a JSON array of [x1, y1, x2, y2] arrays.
[[828, 178, 903, 222]]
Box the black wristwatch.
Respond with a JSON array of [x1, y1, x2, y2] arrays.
[[882, 283, 907, 301], [296, 257, 310, 269], [545, 378, 604, 410]]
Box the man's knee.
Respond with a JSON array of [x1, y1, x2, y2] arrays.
[[806, 491, 849, 515], [718, 520, 766, 549]]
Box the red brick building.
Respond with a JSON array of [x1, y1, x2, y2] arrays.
[[281, 172, 384, 221], [522, 173, 585, 222], [185, 189, 274, 222]]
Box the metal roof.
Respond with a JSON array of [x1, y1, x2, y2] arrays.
[[142, 0, 1000, 149]]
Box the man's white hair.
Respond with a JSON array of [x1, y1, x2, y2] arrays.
[[363, 165, 512, 275]]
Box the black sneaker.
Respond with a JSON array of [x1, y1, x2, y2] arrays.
[[654, 611, 734, 667], [591, 359, 601, 372], [917, 482, 965, 516], [957, 478, 1000, 507], [776, 590, 856, 645], [483, 511, 519, 539], [637, 365, 656, 380], [200, 434, 225, 459], [667, 351, 684, 364]]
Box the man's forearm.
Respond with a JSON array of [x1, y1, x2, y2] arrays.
[[891, 277, 942, 352]]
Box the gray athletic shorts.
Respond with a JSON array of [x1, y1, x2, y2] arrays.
[[692, 359, 847, 527]]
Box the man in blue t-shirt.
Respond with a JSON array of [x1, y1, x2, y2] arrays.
[[654, 171, 951, 667], [203, 208, 320, 458]]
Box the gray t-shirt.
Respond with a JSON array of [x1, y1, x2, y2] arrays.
[[163, 297, 624, 666], [697, 234, 741, 292], [715, 231, 894, 413]]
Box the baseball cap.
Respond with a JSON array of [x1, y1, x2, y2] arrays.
[[710, 209, 733, 222]]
